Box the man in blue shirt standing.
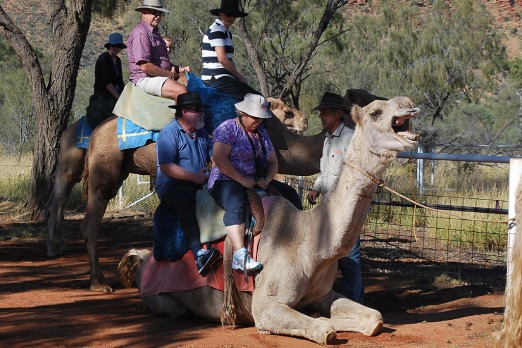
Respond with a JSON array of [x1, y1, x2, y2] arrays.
[[156, 92, 221, 275]]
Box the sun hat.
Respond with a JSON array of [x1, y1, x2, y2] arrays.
[[210, 0, 248, 17], [104, 33, 127, 49], [312, 92, 350, 112], [168, 92, 209, 109], [135, 0, 170, 13], [235, 94, 272, 119]]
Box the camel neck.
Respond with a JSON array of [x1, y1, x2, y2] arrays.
[[307, 130, 386, 260]]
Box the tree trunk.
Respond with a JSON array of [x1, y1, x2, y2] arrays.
[[279, 0, 348, 100], [0, 0, 92, 221], [236, 16, 270, 97]]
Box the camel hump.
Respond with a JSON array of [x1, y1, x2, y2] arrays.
[[113, 82, 174, 131]]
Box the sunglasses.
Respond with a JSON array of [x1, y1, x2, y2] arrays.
[[223, 12, 237, 18], [184, 106, 204, 113], [145, 10, 164, 17]]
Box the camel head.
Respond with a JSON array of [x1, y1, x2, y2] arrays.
[[267, 97, 308, 134], [351, 96, 419, 158]]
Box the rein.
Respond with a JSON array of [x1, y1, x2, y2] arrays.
[[345, 161, 514, 225]]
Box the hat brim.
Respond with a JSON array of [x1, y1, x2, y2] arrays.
[[135, 6, 170, 13], [312, 103, 350, 112], [104, 43, 127, 49], [235, 107, 272, 119], [168, 103, 210, 109], [209, 8, 248, 17]]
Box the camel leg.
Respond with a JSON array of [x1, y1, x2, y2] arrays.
[[314, 291, 383, 336], [81, 121, 128, 292], [252, 299, 336, 345], [47, 121, 85, 257]]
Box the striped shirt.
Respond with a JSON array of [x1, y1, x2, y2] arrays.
[[201, 19, 235, 81]]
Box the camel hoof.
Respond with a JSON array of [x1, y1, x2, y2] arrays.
[[90, 283, 115, 293], [324, 329, 336, 345]]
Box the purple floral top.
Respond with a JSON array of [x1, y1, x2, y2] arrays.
[[208, 119, 274, 189]]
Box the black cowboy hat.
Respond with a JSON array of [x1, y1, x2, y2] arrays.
[[168, 92, 209, 109], [312, 92, 350, 112], [210, 0, 248, 17]]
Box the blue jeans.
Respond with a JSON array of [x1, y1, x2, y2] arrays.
[[338, 238, 364, 304]]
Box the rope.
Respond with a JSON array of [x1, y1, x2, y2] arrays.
[[346, 162, 515, 224]]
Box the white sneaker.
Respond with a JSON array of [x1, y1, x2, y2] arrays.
[[232, 248, 263, 272]]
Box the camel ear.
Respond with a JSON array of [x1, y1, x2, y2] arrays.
[[351, 105, 362, 126], [268, 97, 283, 110]]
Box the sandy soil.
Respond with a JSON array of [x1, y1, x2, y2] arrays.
[[0, 209, 505, 347]]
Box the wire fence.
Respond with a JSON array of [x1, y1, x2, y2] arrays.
[[0, 164, 509, 288], [277, 175, 509, 288]]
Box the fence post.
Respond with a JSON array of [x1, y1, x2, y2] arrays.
[[507, 158, 522, 288], [416, 144, 424, 195]]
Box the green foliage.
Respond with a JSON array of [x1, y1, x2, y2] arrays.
[[0, 39, 35, 156], [327, 0, 511, 145], [508, 57, 522, 89]]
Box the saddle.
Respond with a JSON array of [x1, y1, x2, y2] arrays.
[[112, 82, 174, 131], [153, 185, 282, 262]]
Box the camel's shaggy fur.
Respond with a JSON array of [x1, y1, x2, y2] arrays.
[[46, 91, 384, 292], [497, 176, 522, 348], [118, 96, 419, 344]]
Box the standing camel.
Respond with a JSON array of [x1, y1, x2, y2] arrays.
[[47, 89, 385, 292], [118, 96, 420, 344]]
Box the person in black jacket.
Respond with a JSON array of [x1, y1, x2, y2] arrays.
[[86, 32, 126, 129]]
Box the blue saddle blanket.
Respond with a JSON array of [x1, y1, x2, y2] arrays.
[[76, 116, 93, 149], [76, 74, 239, 151], [116, 117, 159, 150], [186, 73, 240, 133], [76, 115, 159, 150]]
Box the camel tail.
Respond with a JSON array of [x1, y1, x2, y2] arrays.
[[497, 179, 522, 348], [118, 248, 150, 288]]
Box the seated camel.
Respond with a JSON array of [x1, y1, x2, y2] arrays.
[[46, 88, 386, 293], [118, 96, 420, 344]]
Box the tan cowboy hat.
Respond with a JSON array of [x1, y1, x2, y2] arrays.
[[210, 0, 248, 17], [135, 0, 170, 13], [235, 94, 272, 119]]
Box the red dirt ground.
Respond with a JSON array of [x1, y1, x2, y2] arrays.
[[0, 208, 505, 347]]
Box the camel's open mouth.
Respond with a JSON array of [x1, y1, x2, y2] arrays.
[[392, 107, 419, 142]]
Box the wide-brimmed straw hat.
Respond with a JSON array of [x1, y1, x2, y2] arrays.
[[104, 33, 127, 49], [312, 92, 350, 112], [235, 94, 272, 119], [168, 92, 209, 109], [210, 0, 248, 17], [135, 0, 170, 13]]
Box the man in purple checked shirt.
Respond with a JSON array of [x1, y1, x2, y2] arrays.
[[128, 0, 191, 102]]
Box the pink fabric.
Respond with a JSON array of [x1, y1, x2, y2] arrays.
[[139, 195, 276, 298], [139, 232, 260, 297]]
